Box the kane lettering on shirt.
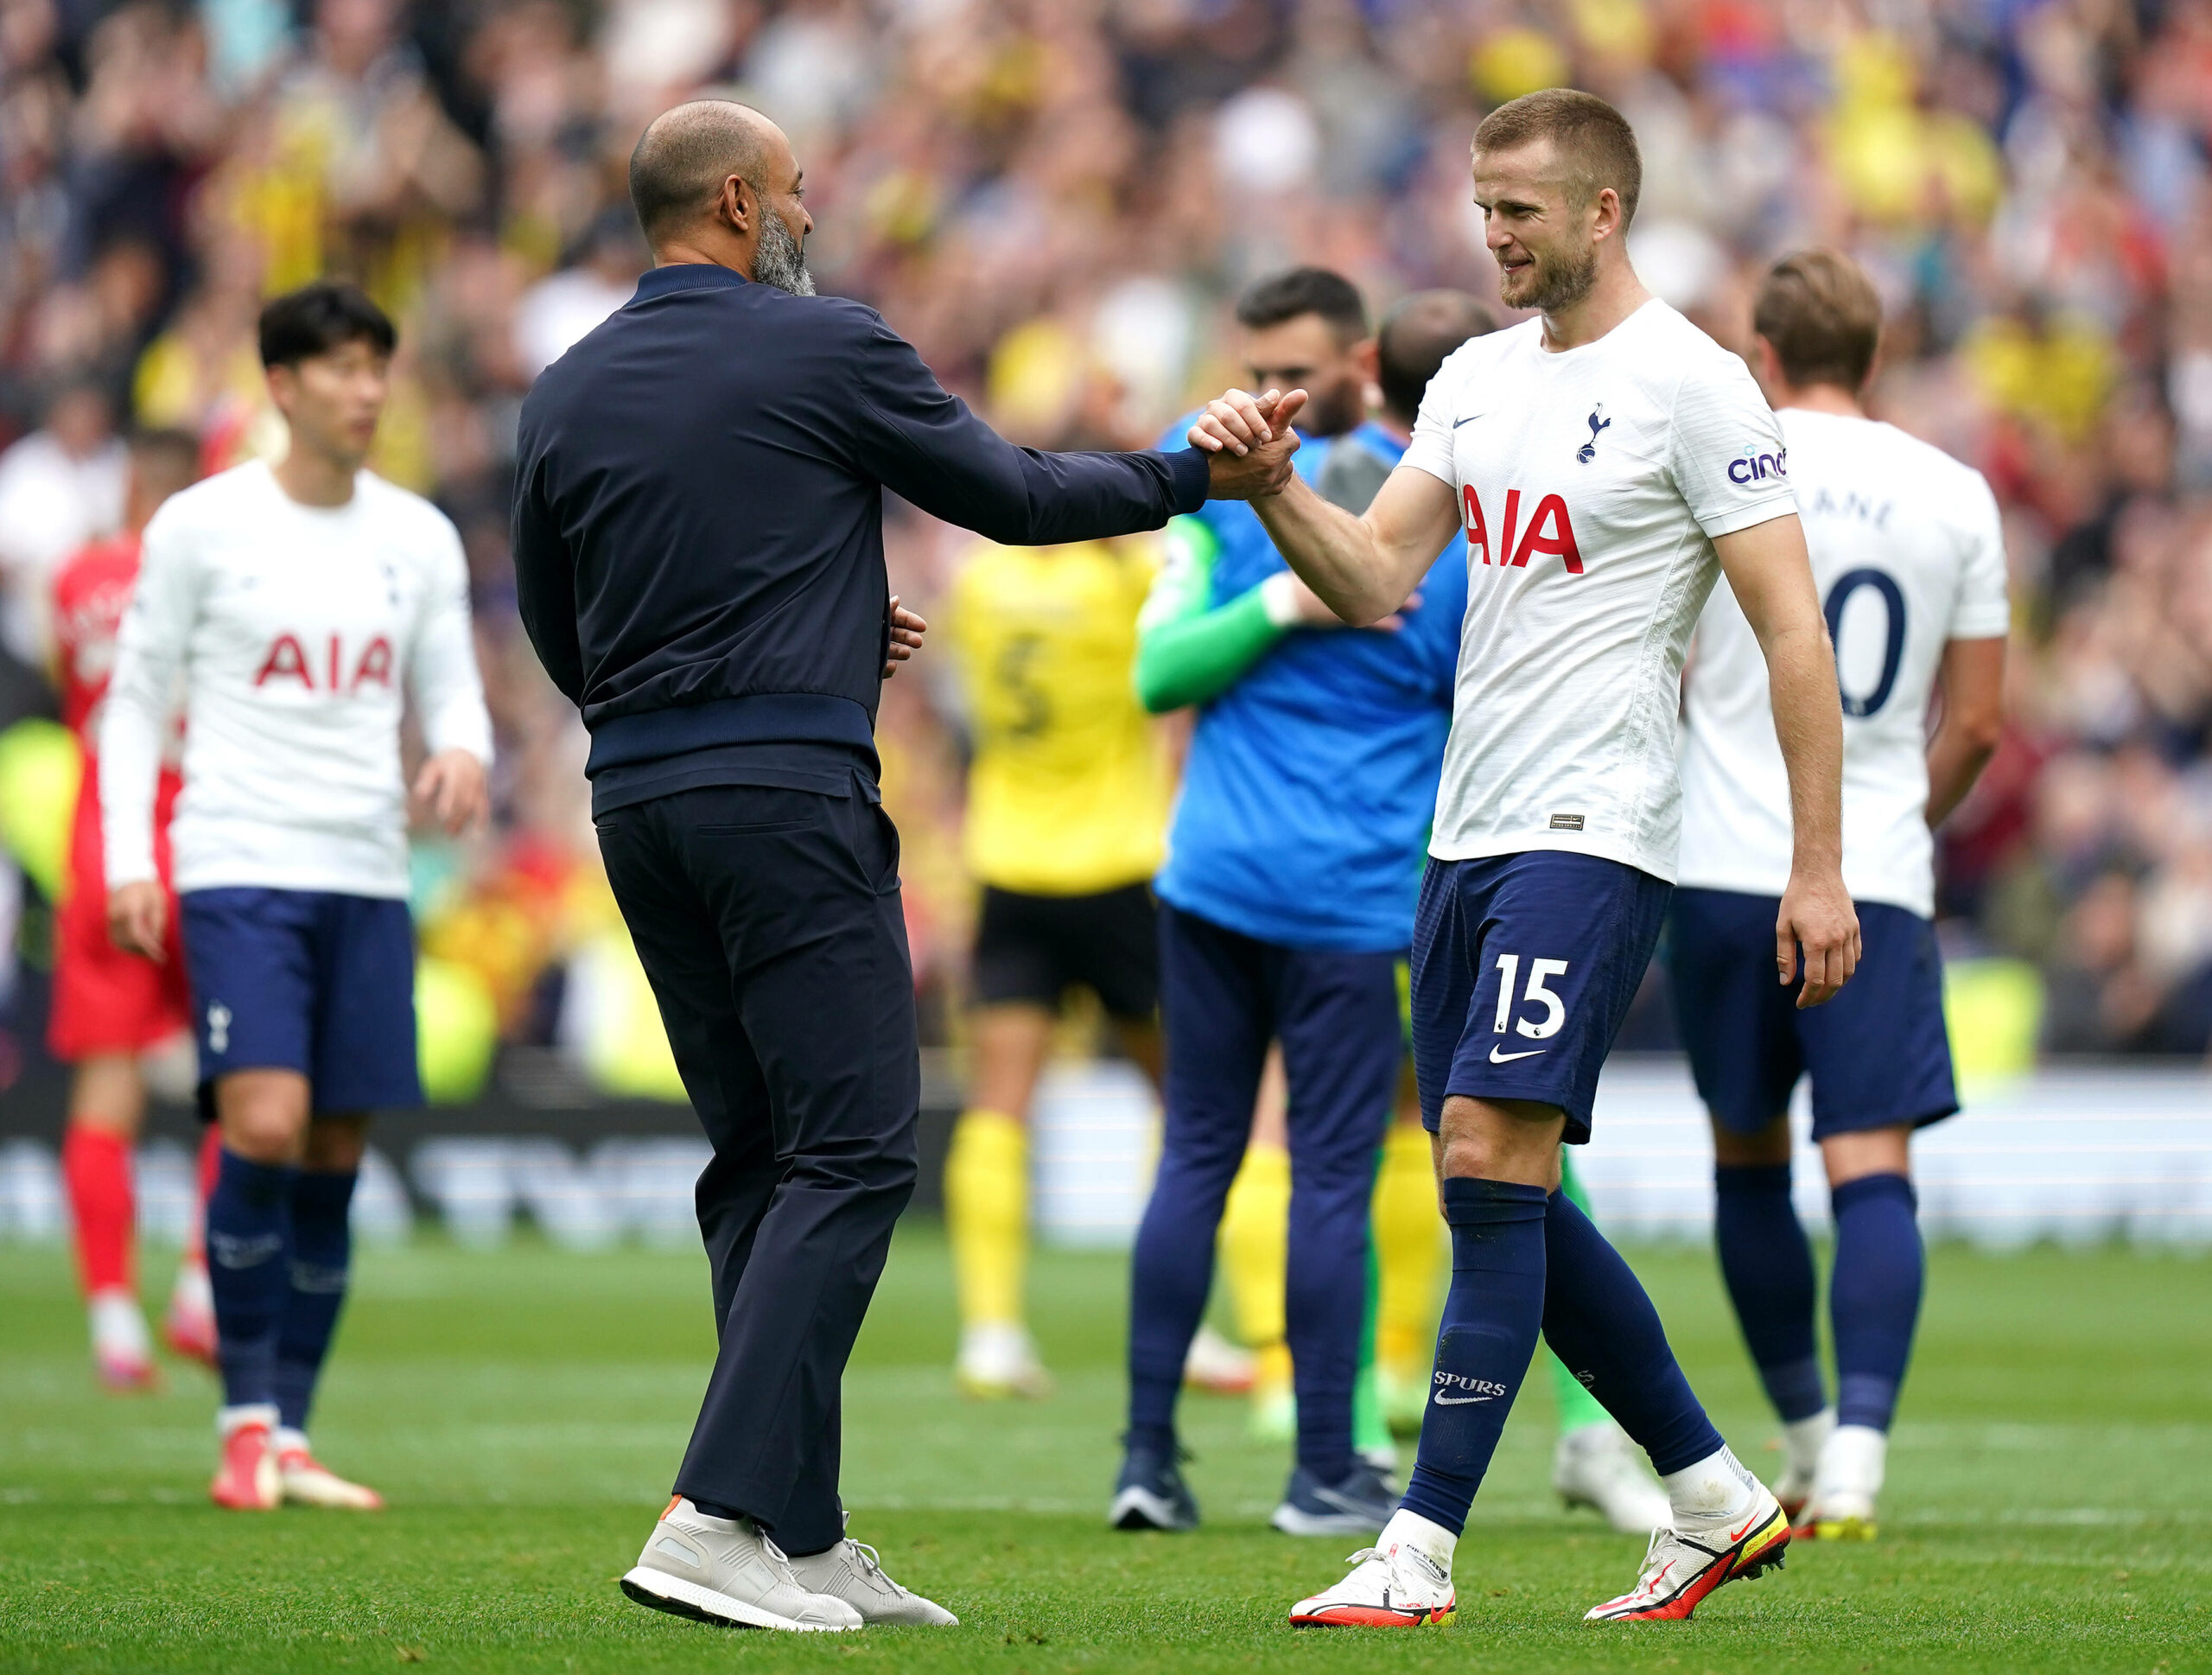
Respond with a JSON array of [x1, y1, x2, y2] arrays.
[[1399, 297, 1798, 880], [1677, 407, 2010, 918], [99, 460, 493, 899]]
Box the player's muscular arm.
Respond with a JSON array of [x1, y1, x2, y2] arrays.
[[1187, 388, 1457, 624], [1715, 513, 1862, 1009], [1925, 635, 2005, 827]]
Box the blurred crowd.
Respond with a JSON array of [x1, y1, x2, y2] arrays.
[[1, 0, 2210, 1099]]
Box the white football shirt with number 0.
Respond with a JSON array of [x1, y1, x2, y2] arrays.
[[1677, 406, 2011, 919]]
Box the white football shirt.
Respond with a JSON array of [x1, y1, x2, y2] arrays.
[[1402, 298, 1797, 880], [101, 460, 494, 899], [1677, 407, 2010, 918]]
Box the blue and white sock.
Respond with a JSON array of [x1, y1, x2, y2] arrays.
[[274, 1169, 359, 1435], [1829, 1172, 1923, 1431], [207, 1149, 296, 1411], [1713, 1162, 1827, 1423], [1540, 1188, 1726, 1478], [1397, 1178, 1549, 1537]]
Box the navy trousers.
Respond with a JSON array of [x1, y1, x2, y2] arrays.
[[1126, 903, 1402, 1478], [594, 781, 920, 1555]]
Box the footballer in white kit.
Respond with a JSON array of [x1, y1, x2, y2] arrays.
[[102, 282, 492, 1513], [1189, 89, 1859, 1629], [1668, 251, 2008, 1542]]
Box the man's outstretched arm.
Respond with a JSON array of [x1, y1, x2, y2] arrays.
[[1714, 512, 1861, 1008], [1186, 388, 1459, 624], [848, 313, 1293, 546]]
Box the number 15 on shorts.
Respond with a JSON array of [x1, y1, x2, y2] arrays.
[[1493, 953, 1569, 1058]]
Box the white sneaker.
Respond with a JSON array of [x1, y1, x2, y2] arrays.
[[1801, 1423, 1885, 1539], [621, 1499, 861, 1632], [1182, 1323, 1256, 1394], [786, 1516, 957, 1625], [1288, 1532, 1455, 1627], [1584, 1487, 1790, 1621], [955, 1322, 1052, 1398], [1553, 1421, 1671, 1534]]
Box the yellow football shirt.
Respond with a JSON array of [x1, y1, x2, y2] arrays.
[[948, 538, 1170, 896]]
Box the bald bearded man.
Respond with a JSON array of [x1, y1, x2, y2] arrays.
[[512, 101, 1293, 1634]]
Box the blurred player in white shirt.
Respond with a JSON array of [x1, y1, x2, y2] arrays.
[[102, 282, 493, 1513], [1190, 89, 1857, 1628], [1669, 251, 2008, 1541]]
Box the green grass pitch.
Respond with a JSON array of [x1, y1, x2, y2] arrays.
[[2, 1223, 2207, 1673]]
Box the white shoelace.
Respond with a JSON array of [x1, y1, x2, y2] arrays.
[[844, 1539, 912, 1596]]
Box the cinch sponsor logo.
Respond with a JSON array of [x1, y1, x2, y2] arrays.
[[1727, 447, 1788, 485], [254, 632, 396, 693], [1461, 486, 1583, 574]]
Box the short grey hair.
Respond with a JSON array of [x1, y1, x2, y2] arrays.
[[628, 100, 772, 246]]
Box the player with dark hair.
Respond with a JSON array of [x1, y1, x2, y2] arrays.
[[1191, 86, 1858, 1625], [103, 280, 493, 1511], [49, 426, 216, 1390], [1109, 269, 1471, 1539], [1673, 248, 2007, 1540]]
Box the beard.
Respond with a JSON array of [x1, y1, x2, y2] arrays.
[[753, 208, 816, 297], [1500, 238, 1598, 313]]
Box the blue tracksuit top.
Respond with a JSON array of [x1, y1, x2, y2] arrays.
[[1154, 419, 1467, 952]]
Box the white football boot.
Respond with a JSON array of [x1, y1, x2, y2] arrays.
[[1772, 1409, 1834, 1521], [621, 1499, 861, 1631], [1553, 1421, 1671, 1533], [276, 1429, 385, 1509], [955, 1322, 1052, 1399], [1584, 1483, 1790, 1621], [90, 1290, 157, 1391], [785, 1514, 957, 1625], [1799, 1423, 1885, 1540], [1182, 1323, 1256, 1394], [1288, 1515, 1455, 1627]]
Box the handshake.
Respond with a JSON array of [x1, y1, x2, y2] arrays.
[[1190, 386, 1310, 501]]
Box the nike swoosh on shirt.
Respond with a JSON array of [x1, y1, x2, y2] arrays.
[[1489, 1045, 1546, 1063], [1432, 1393, 1494, 1405], [1452, 413, 1485, 429]]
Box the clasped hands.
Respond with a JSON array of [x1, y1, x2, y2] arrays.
[[1192, 387, 1308, 500]]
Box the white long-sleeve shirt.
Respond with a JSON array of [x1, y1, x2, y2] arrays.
[[100, 460, 493, 900]]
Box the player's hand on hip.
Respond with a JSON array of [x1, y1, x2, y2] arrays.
[[413, 747, 489, 838], [1777, 869, 1861, 1009], [884, 594, 927, 678], [107, 881, 167, 962]]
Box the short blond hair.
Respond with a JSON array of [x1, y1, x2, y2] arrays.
[[1472, 87, 1642, 226], [1754, 249, 1883, 391]]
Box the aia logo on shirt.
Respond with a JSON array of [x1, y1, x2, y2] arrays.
[[255, 632, 395, 693], [1461, 486, 1583, 575], [1728, 446, 1787, 485]]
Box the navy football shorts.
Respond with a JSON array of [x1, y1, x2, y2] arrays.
[[1410, 850, 1671, 1144], [180, 887, 423, 1118], [1666, 887, 1958, 1140]]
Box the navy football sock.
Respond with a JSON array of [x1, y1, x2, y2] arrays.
[[274, 1169, 358, 1433], [1829, 1172, 1923, 1430], [1398, 1178, 1549, 1537], [1541, 1188, 1725, 1474], [206, 1148, 296, 1411], [1714, 1162, 1827, 1422]]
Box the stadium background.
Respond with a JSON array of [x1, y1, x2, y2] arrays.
[[0, 3, 2206, 1669]]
